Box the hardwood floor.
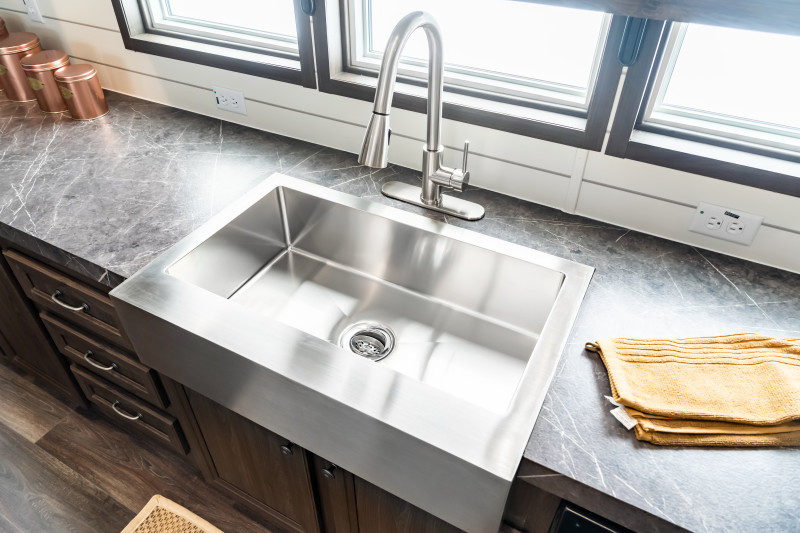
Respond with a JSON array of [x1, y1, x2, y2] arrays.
[[0, 361, 274, 533], [0, 362, 72, 442]]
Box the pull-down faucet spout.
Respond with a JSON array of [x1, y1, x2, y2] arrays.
[[358, 11, 485, 221]]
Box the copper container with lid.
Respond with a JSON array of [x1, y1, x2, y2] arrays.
[[0, 18, 7, 92], [21, 49, 70, 113], [0, 32, 42, 101], [54, 64, 108, 120]]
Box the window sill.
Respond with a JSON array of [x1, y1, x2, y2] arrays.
[[120, 32, 306, 85]]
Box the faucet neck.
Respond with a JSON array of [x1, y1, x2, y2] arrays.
[[371, 11, 444, 152]]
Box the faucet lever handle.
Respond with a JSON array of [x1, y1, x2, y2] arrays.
[[461, 140, 470, 172]]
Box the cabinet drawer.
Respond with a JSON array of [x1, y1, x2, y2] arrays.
[[42, 312, 167, 408], [3, 250, 133, 351], [71, 365, 187, 454]]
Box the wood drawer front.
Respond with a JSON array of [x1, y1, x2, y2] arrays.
[[42, 312, 167, 408], [71, 365, 187, 454], [3, 250, 133, 351]]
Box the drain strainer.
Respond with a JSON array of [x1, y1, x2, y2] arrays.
[[338, 322, 395, 361]]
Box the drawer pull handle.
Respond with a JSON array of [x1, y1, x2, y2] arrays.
[[51, 290, 89, 312], [83, 351, 117, 372], [322, 464, 337, 480], [111, 400, 142, 421], [280, 442, 295, 456]]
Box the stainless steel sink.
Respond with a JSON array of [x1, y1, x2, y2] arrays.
[[111, 174, 593, 533]]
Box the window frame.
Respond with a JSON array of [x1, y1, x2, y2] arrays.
[[605, 20, 800, 198], [110, 0, 317, 88], [312, 0, 627, 150]]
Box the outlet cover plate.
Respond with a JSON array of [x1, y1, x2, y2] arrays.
[[213, 86, 246, 115], [24, 0, 44, 23], [689, 202, 763, 245]]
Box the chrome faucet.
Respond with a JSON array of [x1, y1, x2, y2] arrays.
[[358, 11, 485, 221]]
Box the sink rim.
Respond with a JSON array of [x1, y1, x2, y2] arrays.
[[110, 173, 594, 533]]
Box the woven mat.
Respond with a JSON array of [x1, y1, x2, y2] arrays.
[[122, 495, 224, 533]]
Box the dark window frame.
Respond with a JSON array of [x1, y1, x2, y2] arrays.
[[510, 0, 800, 38], [605, 20, 800, 198], [312, 0, 627, 151], [109, 0, 317, 88]]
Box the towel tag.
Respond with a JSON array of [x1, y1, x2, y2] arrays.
[[610, 406, 638, 430], [604, 396, 637, 429], [605, 395, 620, 406]]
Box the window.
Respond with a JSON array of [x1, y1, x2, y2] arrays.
[[606, 20, 800, 197], [143, 0, 299, 57], [349, 1, 609, 112], [315, 0, 626, 149], [644, 23, 800, 158], [111, 0, 316, 87]]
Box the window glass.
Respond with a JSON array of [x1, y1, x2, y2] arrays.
[[647, 23, 800, 151], [143, 0, 300, 56], [163, 0, 297, 40], [355, 0, 609, 107]]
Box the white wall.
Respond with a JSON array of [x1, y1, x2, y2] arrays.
[[2, 0, 798, 273]]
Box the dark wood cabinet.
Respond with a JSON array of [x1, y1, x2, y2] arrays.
[[41, 311, 167, 408], [501, 479, 562, 533], [183, 387, 471, 533], [1, 248, 197, 460], [353, 476, 464, 533], [0, 251, 82, 404], [310, 454, 359, 533], [311, 450, 466, 533], [184, 388, 321, 533], [4, 249, 134, 350], [72, 364, 188, 454]]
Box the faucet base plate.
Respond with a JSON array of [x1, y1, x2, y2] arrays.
[[382, 181, 485, 221]]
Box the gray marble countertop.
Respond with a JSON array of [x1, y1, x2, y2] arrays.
[[2, 92, 798, 533]]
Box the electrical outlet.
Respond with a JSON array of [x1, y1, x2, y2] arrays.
[[689, 202, 763, 245], [23, 0, 44, 23], [213, 86, 246, 115]]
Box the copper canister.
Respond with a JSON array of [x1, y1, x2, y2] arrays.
[[0, 18, 7, 94], [54, 64, 108, 120], [0, 32, 42, 101], [21, 49, 70, 113]]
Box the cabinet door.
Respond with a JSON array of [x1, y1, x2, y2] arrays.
[[310, 455, 359, 533], [354, 476, 464, 533], [185, 389, 320, 533], [501, 479, 562, 533], [0, 253, 82, 404]]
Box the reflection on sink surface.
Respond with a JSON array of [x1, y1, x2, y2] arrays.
[[167, 186, 564, 414], [111, 174, 593, 533]]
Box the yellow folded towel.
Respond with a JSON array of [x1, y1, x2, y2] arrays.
[[587, 334, 800, 447]]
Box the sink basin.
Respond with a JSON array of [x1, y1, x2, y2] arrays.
[[167, 184, 565, 414], [111, 174, 593, 533]]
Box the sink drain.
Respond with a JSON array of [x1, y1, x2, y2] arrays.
[[338, 322, 395, 361]]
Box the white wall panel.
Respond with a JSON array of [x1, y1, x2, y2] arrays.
[[0, 0, 118, 29], [576, 182, 800, 273], [583, 152, 800, 232]]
